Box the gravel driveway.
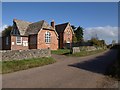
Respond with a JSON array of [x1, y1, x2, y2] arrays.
[[2, 49, 118, 88]]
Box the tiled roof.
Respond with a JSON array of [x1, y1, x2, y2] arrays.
[[13, 19, 54, 36], [13, 19, 31, 36], [55, 22, 69, 34], [26, 20, 54, 35]]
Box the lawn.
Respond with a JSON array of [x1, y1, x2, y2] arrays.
[[1, 57, 56, 74]]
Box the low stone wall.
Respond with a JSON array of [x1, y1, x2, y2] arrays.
[[1, 49, 51, 61], [79, 46, 97, 51], [72, 47, 80, 54], [72, 46, 103, 54]]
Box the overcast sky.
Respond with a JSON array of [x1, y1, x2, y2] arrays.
[[1, 2, 118, 44]]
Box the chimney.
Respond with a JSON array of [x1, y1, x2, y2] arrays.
[[51, 20, 55, 29]]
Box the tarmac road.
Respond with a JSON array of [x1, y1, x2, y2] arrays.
[[2, 49, 118, 88]]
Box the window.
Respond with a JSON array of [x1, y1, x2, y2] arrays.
[[66, 38, 70, 43], [16, 36, 22, 45], [23, 41, 28, 46], [6, 37, 9, 45], [45, 31, 51, 43]]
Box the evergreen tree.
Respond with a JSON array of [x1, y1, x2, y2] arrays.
[[71, 25, 77, 43], [74, 26, 84, 42], [72, 34, 77, 43], [71, 25, 77, 31], [2, 26, 12, 36]]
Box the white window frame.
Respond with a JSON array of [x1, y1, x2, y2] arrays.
[[6, 37, 9, 45], [16, 36, 22, 45], [23, 41, 28, 46], [45, 31, 51, 43]]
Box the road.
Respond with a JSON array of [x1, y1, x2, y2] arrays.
[[2, 49, 118, 88]]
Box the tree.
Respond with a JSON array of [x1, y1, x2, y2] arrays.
[[112, 40, 116, 46], [91, 33, 99, 40], [88, 37, 106, 47], [71, 25, 77, 43], [71, 25, 77, 31], [2, 26, 12, 37], [90, 37, 99, 46], [72, 34, 77, 43], [74, 26, 84, 42], [100, 40, 106, 46]]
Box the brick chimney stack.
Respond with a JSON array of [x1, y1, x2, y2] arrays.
[[51, 20, 55, 29]]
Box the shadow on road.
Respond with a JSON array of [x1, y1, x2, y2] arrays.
[[68, 50, 118, 75]]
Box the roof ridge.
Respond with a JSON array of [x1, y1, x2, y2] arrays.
[[42, 20, 54, 30], [29, 20, 44, 25], [13, 18, 32, 24], [41, 20, 45, 28]]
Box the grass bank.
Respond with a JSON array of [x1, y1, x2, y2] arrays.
[[106, 45, 120, 80], [2, 57, 56, 74], [68, 49, 107, 57], [51, 49, 70, 55], [52, 48, 107, 57], [106, 59, 120, 80]]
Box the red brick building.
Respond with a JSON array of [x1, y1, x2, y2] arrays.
[[2, 19, 58, 50], [1, 19, 74, 50], [55, 22, 74, 49]]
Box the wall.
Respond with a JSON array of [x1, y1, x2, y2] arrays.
[[63, 24, 73, 49], [1, 49, 51, 61], [63, 24, 73, 43], [11, 35, 28, 50], [59, 32, 63, 49], [37, 29, 58, 50], [72, 46, 103, 54], [72, 47, 80, 54]]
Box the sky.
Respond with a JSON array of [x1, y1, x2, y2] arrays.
[[1, 2, 118, 44]]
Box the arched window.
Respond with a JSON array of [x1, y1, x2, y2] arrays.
[[45, 31, 51, 43]]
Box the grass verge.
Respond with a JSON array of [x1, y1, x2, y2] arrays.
[[2, 57, 56, 74], [106, 60, 120, 80], [106, 45, 120, 81], [52, 48, 107, 57], [106, 45, 120, 80], [68, 49, 107, 57], [51, 49, 70, 55]]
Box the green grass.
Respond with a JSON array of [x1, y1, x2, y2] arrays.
[[52, 48, 107, 57], [51, 49, 70, 55], [67, 49, 107, 57], [2, 57, 56, 74]]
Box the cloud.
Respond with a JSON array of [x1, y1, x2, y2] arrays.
[[84, 26, 118, 44]]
